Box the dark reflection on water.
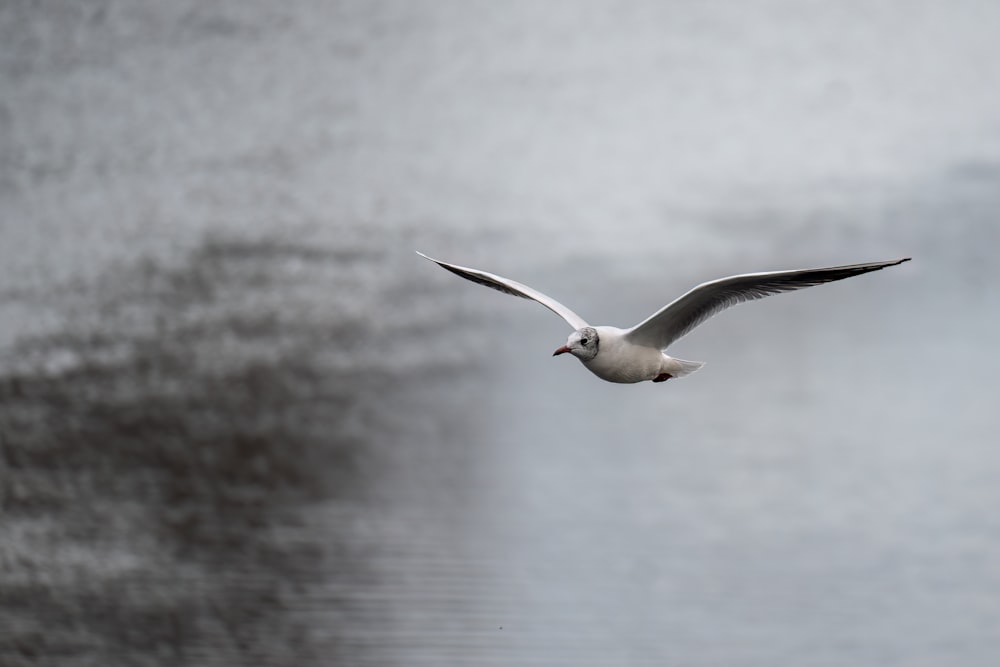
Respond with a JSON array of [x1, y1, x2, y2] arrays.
[[0, 236, 423, 666]]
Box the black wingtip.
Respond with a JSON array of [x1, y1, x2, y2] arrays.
[[862, 257, 910, 271], [883, 257, 912, 270], [416, 250, 444, 266]]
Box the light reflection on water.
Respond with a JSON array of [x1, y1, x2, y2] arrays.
[[3, 2, 1000, 666]]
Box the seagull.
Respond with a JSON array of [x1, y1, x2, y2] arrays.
[[417, 251, 910, 384]]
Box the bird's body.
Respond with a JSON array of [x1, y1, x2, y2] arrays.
[[417, 251, 910, 385], [579, 326, 702, 383]]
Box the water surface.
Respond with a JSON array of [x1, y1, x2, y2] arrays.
[[2, 2, 1000, 665]]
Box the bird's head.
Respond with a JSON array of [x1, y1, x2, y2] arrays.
[[553, 326, 599, 361]]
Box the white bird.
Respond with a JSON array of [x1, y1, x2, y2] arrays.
[[417, 251, 910, 384]]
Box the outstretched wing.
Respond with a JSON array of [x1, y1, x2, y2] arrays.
[[625, 258, 911, 349], [417, 251, 589, 330]]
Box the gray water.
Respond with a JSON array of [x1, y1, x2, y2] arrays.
[[2, 2, 1000, 665]]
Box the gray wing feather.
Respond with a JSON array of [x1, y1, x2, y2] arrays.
[[625, 258, 911, 349], [417, 252, 589, 330]]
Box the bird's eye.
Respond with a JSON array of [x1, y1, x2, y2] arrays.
[[580, 338, 589, 345]]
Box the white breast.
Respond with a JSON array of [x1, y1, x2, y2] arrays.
[[581, 326, 664, 384]]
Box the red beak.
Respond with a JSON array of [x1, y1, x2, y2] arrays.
[[552, 345, 571, 356]]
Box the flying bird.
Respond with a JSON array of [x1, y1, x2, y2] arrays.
[[417, 251, 910, 384]]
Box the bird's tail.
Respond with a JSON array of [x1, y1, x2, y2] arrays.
[[665, 356, 705, 378]]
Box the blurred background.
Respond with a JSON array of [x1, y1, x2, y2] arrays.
[[2, 1, 999, 665]]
